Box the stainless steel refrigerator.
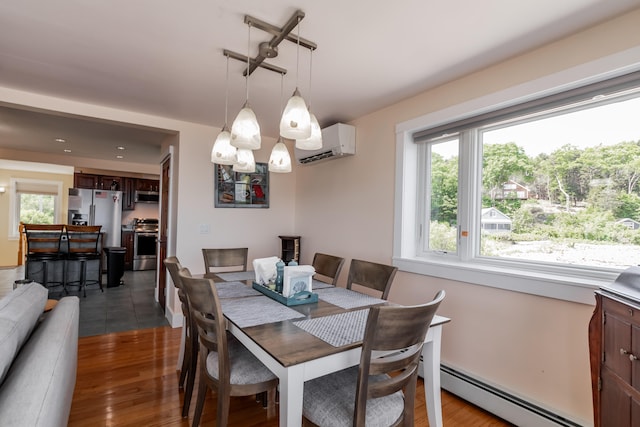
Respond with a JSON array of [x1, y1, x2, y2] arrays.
[[68, 188, 122, 247]]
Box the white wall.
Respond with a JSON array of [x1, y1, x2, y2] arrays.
[[293, 8, 640, 426]]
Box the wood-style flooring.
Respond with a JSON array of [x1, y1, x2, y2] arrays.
[[69, 326, 513, 426]]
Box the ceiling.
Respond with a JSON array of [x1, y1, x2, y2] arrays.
[[0, 0, 638, 165]]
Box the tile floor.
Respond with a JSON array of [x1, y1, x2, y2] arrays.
[[0, 266, 169, 337], [75, 270, 169, 337]]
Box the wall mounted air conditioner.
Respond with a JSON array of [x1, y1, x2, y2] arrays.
[[294, 123, 356, 164]]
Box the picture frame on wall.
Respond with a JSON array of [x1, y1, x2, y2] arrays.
[[214, 162, 269, 208]]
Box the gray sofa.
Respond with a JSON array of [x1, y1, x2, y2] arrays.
[[0, 282, 79, 427]]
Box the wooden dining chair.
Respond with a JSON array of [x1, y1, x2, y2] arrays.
[[178, 268, 278, 427], [164, 256, 197, 418], [65, 225, 103, 297], [23, 224, 66, 292], [312, 252, 345, 286], [346, 258, 398, 300], [302, 290, 446, 427], [201, 248, 248, 277]]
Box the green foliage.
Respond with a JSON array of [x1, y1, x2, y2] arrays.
[[483, 142, 532, 200], [428, 221, 457, 252], [19, 194, 54, 224], [430, 153, 458, 225], [614, 193, 640, 221]]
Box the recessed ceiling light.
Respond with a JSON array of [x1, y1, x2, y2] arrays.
[[63, 149, 72, 153], [116, 155, 124, 159], [55, 138, 66, 143], [117, 146, 125, 150]]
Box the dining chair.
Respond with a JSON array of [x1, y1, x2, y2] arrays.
[[164, 256, 197, 418], [346, 258, 398, 300], [65, 225, 103, 297], [178, 268, 278, 427], [23, 224, 66, 292], [302, 290, 446, 427], [201, 247, 248, 277], [311, 252, 345, 286]]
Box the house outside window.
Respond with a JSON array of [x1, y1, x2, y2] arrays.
[[394, 65, 640, 303]]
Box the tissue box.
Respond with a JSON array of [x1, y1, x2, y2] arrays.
[[283, 265, 315, 297]]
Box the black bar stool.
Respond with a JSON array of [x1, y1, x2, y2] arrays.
[[23, 224, 66, 292], [65, 225, 103, 297]]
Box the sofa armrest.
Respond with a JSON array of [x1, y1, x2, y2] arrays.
[[0, 296, 79, 427]]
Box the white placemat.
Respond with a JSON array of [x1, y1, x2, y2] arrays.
[[293, 309, 370, 347], [221, 296, 305, 328], [312, 279, 333, 290], [215, 271, 256, 282], [215, 281, 261, 298], [315, 287, 386, 309]]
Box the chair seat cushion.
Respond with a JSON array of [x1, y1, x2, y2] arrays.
[[206, 334, 276, 385], [303, 366, 404, 427]]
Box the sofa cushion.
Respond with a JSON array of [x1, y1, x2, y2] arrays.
[[0, 282, 47, 384]]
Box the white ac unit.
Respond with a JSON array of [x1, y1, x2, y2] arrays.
[[294, 123, 356, 164]]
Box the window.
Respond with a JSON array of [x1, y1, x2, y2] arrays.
[[395, 64, 640, 303], [9, 178, 63, 239]]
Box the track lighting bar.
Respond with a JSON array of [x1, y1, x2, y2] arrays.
[[223, 9, 317, 77]]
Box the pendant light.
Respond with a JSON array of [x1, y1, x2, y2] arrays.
[[279, 17, 311, 140], [233, 148, 256, 173], [231, 23, 261, 150], [296, 48, 322, 150], [211, 55, 237, 164], [270, 73, 292, 173]]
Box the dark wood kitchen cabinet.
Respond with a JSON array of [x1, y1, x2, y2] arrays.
[[589, 267, 640, 427], [122, 230, 134, 270], [136, 179, 158, 192], [74, 173, 100, 189], [122, 178, 136, 211]]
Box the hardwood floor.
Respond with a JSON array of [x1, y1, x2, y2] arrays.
[[69, 326, 514, 426]]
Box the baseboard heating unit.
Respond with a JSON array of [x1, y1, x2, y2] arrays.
[[432, 363, 585, 427]]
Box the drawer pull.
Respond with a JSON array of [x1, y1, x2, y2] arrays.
[[621, 348, 631, 355], [631, 354, 638, 361]]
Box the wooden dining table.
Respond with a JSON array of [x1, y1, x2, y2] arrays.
[[208, 271, 451, 427]]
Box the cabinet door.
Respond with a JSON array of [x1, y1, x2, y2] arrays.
[[122, 231, 134, 270], [633, 324, 640, 391], [136, 179, 158, 192], [74, 173, 99, 189], [101, 176, 123, 191], [122, 178, 136, 210], [601, 372, 630, 426], [604, 308, 632, 383]]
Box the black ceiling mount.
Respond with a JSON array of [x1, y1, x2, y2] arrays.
[[223, 9, 317, 77]]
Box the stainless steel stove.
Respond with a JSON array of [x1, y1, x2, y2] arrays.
[[133, 218, 158, 271]]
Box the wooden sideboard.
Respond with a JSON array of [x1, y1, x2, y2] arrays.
[[589, 267, 640, 427]]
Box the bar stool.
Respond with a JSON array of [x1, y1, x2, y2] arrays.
[[65, 225, 103, 297], [23, 224, 66, 292]]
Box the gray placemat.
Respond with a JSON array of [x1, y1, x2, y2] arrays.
[[315, 287, 386, 309], [215, 281, 261, 298], [215, 271, 256, 282], [312, 279, 333, 290], [221, 296, 305, 328], [293, 309, 370, 347]]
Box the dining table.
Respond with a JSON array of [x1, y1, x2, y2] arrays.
[[208, 270, 451, 427]]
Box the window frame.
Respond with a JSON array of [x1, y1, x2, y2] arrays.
[[9, 178, 64, 239], [394, 50, 640, 304]]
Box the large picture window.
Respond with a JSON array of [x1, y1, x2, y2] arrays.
[[9, 178, 63, 239], [395, 66, 640, 303]]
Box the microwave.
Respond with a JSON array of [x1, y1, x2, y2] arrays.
[[135, 190, 159, 203]]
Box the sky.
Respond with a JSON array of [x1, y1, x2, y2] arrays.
[[432, 94, 640, 159]]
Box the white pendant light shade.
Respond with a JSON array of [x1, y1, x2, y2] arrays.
[[230, 102, 261, 150], [211, 126, 237, 165], [280, 88, 311, 140], [295, 111, 322, 150], [269, 138, 292, 173], [233, 148, 256, 173]]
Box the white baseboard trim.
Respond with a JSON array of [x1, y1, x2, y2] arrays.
[[424, 363, 587, 427], [165, 305, 183, 328]]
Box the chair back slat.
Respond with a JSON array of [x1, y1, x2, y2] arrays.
[[346, 259, 398, 299], [202, 248, 248, 274], [312, 253, 345, 286]]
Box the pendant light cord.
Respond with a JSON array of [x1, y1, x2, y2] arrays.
[[224, 54, 229, 124], [246, 23, 251, 102], [308, 48, 313, 107], [295, 16, 301, 88]]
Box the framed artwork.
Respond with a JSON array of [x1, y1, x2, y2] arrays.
[[214, 163, 269, 208]]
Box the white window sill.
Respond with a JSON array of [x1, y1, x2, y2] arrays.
[[392, 256, 616, 305]]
